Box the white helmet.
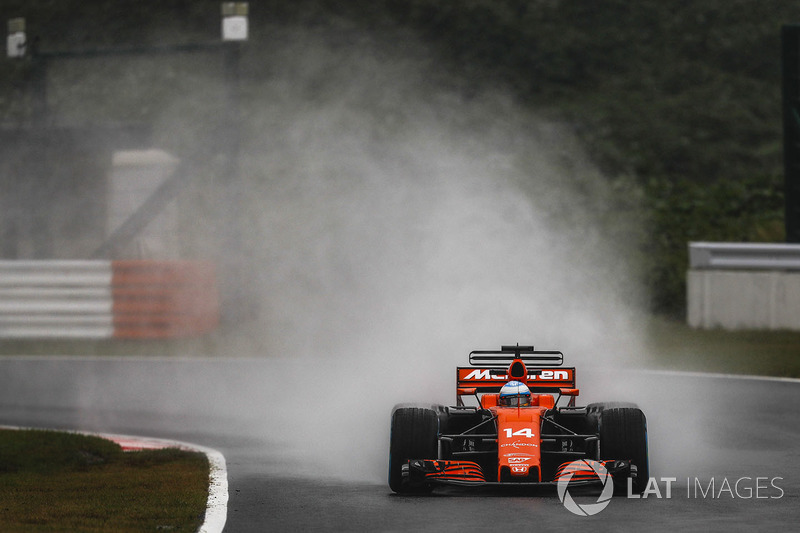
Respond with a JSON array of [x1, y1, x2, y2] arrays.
[[499, 380, 531, 407]]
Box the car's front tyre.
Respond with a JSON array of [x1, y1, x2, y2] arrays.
[[599, 407, 649, 494], [388, 407, 438, 493]]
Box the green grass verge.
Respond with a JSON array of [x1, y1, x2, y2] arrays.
[[644, 318, 800, 379], [0, 429, 209, 532]]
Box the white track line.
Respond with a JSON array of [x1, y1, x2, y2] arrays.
[[0, 426, 228, 533]]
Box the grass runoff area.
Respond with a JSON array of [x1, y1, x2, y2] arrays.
[[0, 429, 209, 532], [645, 320, 800, 379]]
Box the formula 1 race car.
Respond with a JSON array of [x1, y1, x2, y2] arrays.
[[389, 345, 648, 494]]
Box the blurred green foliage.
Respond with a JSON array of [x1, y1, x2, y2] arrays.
[[0, 0, 794, 315]]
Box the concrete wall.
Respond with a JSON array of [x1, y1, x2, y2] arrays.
[[108, 149, 179, 259], [688, 269, 800, 330], [687, 242, 800, 330]]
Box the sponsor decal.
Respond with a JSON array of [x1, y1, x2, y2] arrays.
[[507, 457, 530, 464], [532, 370, 570, 381], [511, 466, 529, 474], [462, 369, 571, 381], [500, 441, 538, 449]]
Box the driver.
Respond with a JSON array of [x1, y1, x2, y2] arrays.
[[499, 380, 532, 407]]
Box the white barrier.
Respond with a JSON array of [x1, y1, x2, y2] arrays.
[[687, 242, 800, 330], [689, 242, 800, 270]]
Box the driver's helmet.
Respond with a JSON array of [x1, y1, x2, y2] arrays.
[[499, 380, 531, 407]]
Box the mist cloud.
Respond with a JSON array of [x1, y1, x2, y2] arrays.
[[171, 27, 653, 481]]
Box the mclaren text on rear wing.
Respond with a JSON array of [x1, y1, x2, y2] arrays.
[[457, 367, 576, 393]]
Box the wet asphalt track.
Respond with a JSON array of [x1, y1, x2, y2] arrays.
[[0, 357, 798, 532]]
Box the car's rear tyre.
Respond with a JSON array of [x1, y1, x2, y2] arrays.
[[599, 407, 649, 494], [388, 407, 438, 493]]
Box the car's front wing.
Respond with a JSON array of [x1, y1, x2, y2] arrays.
[[403, 459, 633, 489]]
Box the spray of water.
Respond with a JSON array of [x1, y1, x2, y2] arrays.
[[177, 28, 660, 482], [11, 24, 715, 485]]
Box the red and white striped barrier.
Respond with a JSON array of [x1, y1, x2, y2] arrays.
[[0, 260, 218, 338]]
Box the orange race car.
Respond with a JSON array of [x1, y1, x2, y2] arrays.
[[388, 345, 648, 494]]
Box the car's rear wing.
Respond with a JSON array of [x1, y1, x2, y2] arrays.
[[456, 366, 576, 394], [457, 345, 578, 406], [469, 345, 564, 367]]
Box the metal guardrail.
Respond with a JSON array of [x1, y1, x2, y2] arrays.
[[0, 260, 218, 339], [689, 242, 800, 271]]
